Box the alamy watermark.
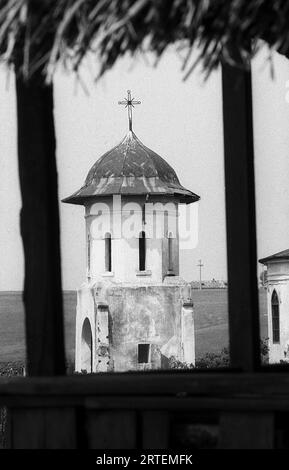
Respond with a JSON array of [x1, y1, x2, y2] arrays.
[[88, 195, 199, 249]]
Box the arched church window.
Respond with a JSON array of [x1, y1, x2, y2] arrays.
[[168, 232, 174, 273], [139, 231, 146, 271], [105, 233, 112, 272], [271, 290, 280, 344]]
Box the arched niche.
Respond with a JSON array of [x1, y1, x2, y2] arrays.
[[81, 318, 93, 372]]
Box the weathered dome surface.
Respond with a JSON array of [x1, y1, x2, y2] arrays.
[[63, 131, 199, 205]]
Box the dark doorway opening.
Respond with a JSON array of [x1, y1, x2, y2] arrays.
[[138, 343, 150, 363]]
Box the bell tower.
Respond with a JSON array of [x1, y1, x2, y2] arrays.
[[63, 91, 200, 373]]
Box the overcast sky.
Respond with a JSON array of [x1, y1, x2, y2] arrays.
[[0, 45, 289, 291]]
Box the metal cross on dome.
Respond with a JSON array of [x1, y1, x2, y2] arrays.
[[118, 90, 141, 132]]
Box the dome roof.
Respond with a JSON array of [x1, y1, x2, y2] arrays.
[[259, 249, 289, 264], [63, 131, 199, 205]]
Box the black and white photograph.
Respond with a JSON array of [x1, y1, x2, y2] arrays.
[[0, 0, 288, 456]]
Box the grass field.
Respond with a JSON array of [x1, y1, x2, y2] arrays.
[[0, 289, 268, 362]]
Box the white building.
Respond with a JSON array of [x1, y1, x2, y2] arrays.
[[259, 249, 289, 363]]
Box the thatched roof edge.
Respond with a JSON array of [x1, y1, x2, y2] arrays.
[[0, 0, 288, 81]]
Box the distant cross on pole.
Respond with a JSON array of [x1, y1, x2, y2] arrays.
[[118, 90, 141, 131], [197, 259, 204, 290]]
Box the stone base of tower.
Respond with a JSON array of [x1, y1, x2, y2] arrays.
[[75, 276, 195, 373]]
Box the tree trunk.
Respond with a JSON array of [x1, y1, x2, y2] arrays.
[[222, 62, 260, 371], [16, 72, 66, 376]]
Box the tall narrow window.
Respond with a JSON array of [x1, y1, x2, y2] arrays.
[[168, 232, 173, 273], [87, 233, 91, 276], [105, 233, 112, 272], [164, 210, 169, 237], [271, 290, 280, 344], [142, 204, 146, 225], [139, 231, 146, 271]]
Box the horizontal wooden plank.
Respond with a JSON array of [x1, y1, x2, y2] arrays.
[[3, 395, 289, 412], [85, 396, 289, 412], [1, 371, 289, 399], [0, 373, 288, 412]]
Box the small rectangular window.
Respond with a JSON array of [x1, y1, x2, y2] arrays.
[[138, 344, 150, 363]]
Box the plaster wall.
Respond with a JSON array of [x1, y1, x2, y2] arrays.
[[75, 279, 195, 372], [75, 285, 96, 372]]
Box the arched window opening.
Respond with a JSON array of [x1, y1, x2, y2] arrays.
[[271, 290, 280, 344], [81, 318, 92, 373], [105, 233, 112, 272], [168, 232, 174, 273], [139, 231, 146, 271]]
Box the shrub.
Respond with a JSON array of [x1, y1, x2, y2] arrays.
[[260, 337, 269, 364], [195, 347, 230, 369], [0, 361, 25, 377], [169, 338, 269, 369]]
